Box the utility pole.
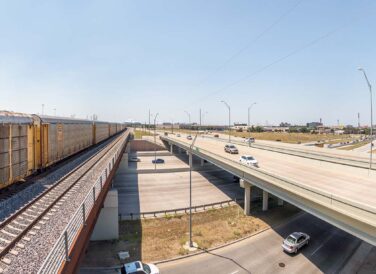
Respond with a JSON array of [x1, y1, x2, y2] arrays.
[[221, 101, 231, 142], [248, 102, 257, 146], [358, 112, 361, 129], [199, 108, 202, 130], [148, 109, 151, 131], [154, 113, 159, 170]]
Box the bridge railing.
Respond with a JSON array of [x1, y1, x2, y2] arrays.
[[38, 133, 128, 274], [161, 136, 376, 226]]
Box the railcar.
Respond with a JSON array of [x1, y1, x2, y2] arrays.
[[0, 111, 125, 190], [0, 111, 35, 189], [35, 115, 93, 167], [93, 121, 110, 144]]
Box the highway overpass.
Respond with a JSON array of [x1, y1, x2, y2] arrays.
[[160, 134, 376, 246]]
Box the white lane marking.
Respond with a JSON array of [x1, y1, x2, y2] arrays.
[[311, 231, 335, 256], [229, 271, 239, 274]]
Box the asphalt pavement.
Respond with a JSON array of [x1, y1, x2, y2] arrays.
[[158, 213, 361, 274]]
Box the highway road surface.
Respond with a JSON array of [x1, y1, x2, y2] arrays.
[[164, 134, 376, 210], [114, 153, 244, 214], [158, 213, 361, 274]]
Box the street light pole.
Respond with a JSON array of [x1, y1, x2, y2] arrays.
[[189, 134, 198, 248], [248, 102, 257, 147], [184, 111, 191, 134], [154, 113, 159, 170], [148, 109, 151, 132], [221, 101, 231, 142], [199, 109, 208, 133], [358, 68, 374, 171]]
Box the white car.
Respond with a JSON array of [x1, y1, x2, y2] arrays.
[[239, 155, 258, 167], [121, 261, 159, 274], [129, 157, 141, 162], [282, 232, 310, 254], [244, 137, 255, 143], [176, 134, 181, 137]]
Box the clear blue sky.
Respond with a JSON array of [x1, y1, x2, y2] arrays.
[[0, 0, 375, 126]]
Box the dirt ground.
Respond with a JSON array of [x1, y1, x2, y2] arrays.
[[82, 202, 300, 266]]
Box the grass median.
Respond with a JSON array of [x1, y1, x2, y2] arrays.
[[82, 202, 300, 266]]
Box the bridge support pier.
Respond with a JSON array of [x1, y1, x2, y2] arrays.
[[278, 198, 284, 206], [244, 182, 252, 216], [123, 153, 128, 169], [200, 158, 205, 167], [170, 144, 174, 153], [262, 190, 269, 211], [90, 189, 119, 241]]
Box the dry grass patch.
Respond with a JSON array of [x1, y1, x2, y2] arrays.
[[133, 130, 152, 139], [82, 203, 299, 267], [226, 131, 354, 144], [339, 141, 370, 151]]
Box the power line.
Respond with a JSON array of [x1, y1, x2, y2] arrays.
[[186, 20, 353, 106], [193, 0, 304, 88]]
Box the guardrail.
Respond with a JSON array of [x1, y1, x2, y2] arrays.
[[119, 198, 244, 220], [161, 136, 376, 227], [38, 133, 128, 274]]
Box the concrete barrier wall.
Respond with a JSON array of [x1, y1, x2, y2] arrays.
[[130, 140, 165, 152]]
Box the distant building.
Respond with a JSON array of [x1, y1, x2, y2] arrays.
[[232, 123, 248, 131], [280, 122, 291, 127], [263, 126, 289, 132], [306, 122, 323, 128]]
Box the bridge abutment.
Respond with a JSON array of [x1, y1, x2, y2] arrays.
[[90, 189, 119, 241]]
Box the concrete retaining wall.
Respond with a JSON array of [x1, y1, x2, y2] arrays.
[[130, 140, 165, 152]]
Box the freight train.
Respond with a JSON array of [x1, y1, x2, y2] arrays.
[[0, 111, 126, 190]]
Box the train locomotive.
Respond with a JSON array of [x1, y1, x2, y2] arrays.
[[0, 111, 125, 190]]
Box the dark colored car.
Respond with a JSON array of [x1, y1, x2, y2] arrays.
[[152, 159, 165, 164]]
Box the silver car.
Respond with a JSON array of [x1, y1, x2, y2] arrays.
[[282, 232, 310, 254], [224, 144, 239, 154]]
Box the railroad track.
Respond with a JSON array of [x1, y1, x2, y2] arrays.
[[0, 131, 126, 271]]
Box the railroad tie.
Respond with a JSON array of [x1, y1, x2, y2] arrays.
[[12, 221, 27, 228], [16, 243, 24, 249], [0, 258, 11, 265], [22, 237, 31, 242], [9, 249, 18, 256], [0, 238, 10, 244], [6, 225, 22, 233], [1, 229, 17, 238]]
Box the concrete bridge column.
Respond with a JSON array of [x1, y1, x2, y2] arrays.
[[244, 182, 252, 216], [278, 198, 284, 206], [200, 158, 205, 167], [170, 144, 174, 153], [91, 189, 119, 240], [262, 190, 269, 211], [123, 153, 128, 168]]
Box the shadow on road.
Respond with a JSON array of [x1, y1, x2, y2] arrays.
[[198, 247, 251, 274]]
